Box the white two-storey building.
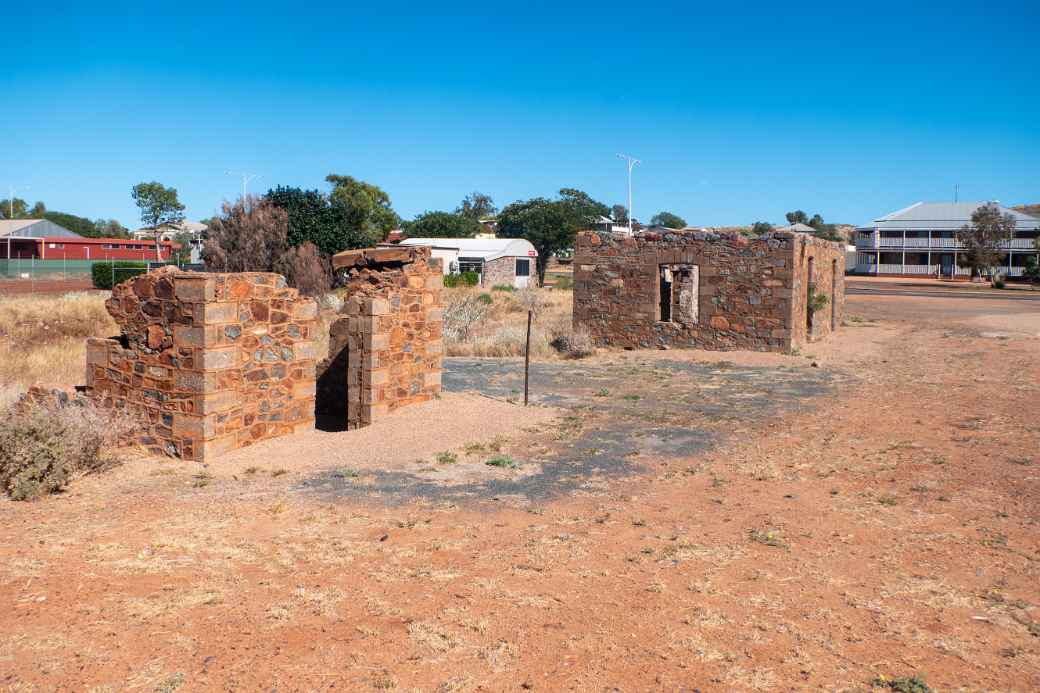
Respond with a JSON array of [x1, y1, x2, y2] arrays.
[[854, 201, 1040, 278]]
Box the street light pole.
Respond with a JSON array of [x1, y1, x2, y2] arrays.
[[4, 184, 30, 269], [616, 154, 640, 234], [6, 183, 30, 220], [224, 170, 260, 203]]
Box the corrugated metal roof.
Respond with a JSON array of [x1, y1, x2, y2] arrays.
[[859, 202, 1040, 231], [0, 219, 82, 238], [775, 223, 816, 233], [399, 237, 538, 261]]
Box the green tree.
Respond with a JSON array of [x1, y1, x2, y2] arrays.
[[405, 211, 481, 238], [497, 198, 571, 285], [325, 174, 399, 245], [42, 211, 97, 236], [751, 221, 774, 234], [0, 198, 29, 219], [265, 186, 368, 256], [956, 203, 1016, 280], [93, 218, 130, 238], [650, 211, 687, 229], [611, 204, 629, 224], [457, 192, 496, 221], [785, 209, 843, 241], [497, 188, 607, 284], [131, 182, 186, 261], [1024, 255, 1040, 285], [558, 188, 610, 222]]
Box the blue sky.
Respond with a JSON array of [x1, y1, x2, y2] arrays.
[[4, 1, 1038, 229]]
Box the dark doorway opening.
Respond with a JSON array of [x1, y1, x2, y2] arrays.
[[659, 266, 672, 322], [316, 335, 349, 431], [806, 257, 815, 333]]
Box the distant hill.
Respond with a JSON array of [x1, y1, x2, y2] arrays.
[[1012, 204, 1040, 218]]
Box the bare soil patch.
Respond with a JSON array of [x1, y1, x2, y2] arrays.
[[0, 278, 100, 295], [0, 292, 1038, 691]]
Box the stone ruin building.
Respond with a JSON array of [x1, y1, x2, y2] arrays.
[[85, 267, 319, 461], [28, 248, 444, 463], [573, 229, 845, 352], [317, 245, 443, 430]]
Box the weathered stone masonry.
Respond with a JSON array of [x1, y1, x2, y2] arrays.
[[317, 246, 443, 430], [573, 229, 844, 352], [86, 266, 318, 461]]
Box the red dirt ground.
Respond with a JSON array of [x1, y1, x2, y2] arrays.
[[1, 291, 1038, 691], [0, 278, 100, 295]]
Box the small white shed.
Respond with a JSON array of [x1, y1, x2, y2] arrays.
[[398, 237, 538, 288]]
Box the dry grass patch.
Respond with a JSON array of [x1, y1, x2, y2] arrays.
[[439, 286, 585, 359], [0, 292, 116, 394]]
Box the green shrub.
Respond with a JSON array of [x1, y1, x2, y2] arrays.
[[993, 277, 1006, 289], [443, 271, 480, 288], [807, 282, 828, 316], [91, 261, 149, 290], [0, 399, 128, 500], [491, 284, 516, 292], [477, 293, 493, 305]]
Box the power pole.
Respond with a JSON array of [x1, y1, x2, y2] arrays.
[[616, 154, 640, 234]]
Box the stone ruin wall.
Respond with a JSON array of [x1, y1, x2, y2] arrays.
[[85, 266, 318, 461], [573, 229, 845, 353], [317, 246, 443, 430], [789, 239, 846, 346]]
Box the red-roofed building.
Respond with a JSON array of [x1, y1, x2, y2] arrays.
[[38, 236, 179, 262]]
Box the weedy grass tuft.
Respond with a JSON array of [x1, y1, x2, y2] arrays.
[[331, 467, 359, 479], [436, 451, 458, 465], [191, 472, 214, 488], [748, 528, 786, 548], [870, 674, 932, 693], [485, 455, 518, 469]]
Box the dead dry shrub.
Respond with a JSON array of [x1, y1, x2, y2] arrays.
[[277, 241, 331, 296], [443, 291, 491, 342], [550, 324, 596, 359], [203, 196, 289, 273], [0, 398, 133, 501]]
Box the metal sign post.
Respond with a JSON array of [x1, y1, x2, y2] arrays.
[[524, 310, 532, 406]]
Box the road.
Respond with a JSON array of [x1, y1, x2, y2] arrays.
[[847, 281, 1040, 302]]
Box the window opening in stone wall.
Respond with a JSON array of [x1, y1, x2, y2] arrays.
[[515, 258, 530, 277], [658, 264, 699, 325]]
